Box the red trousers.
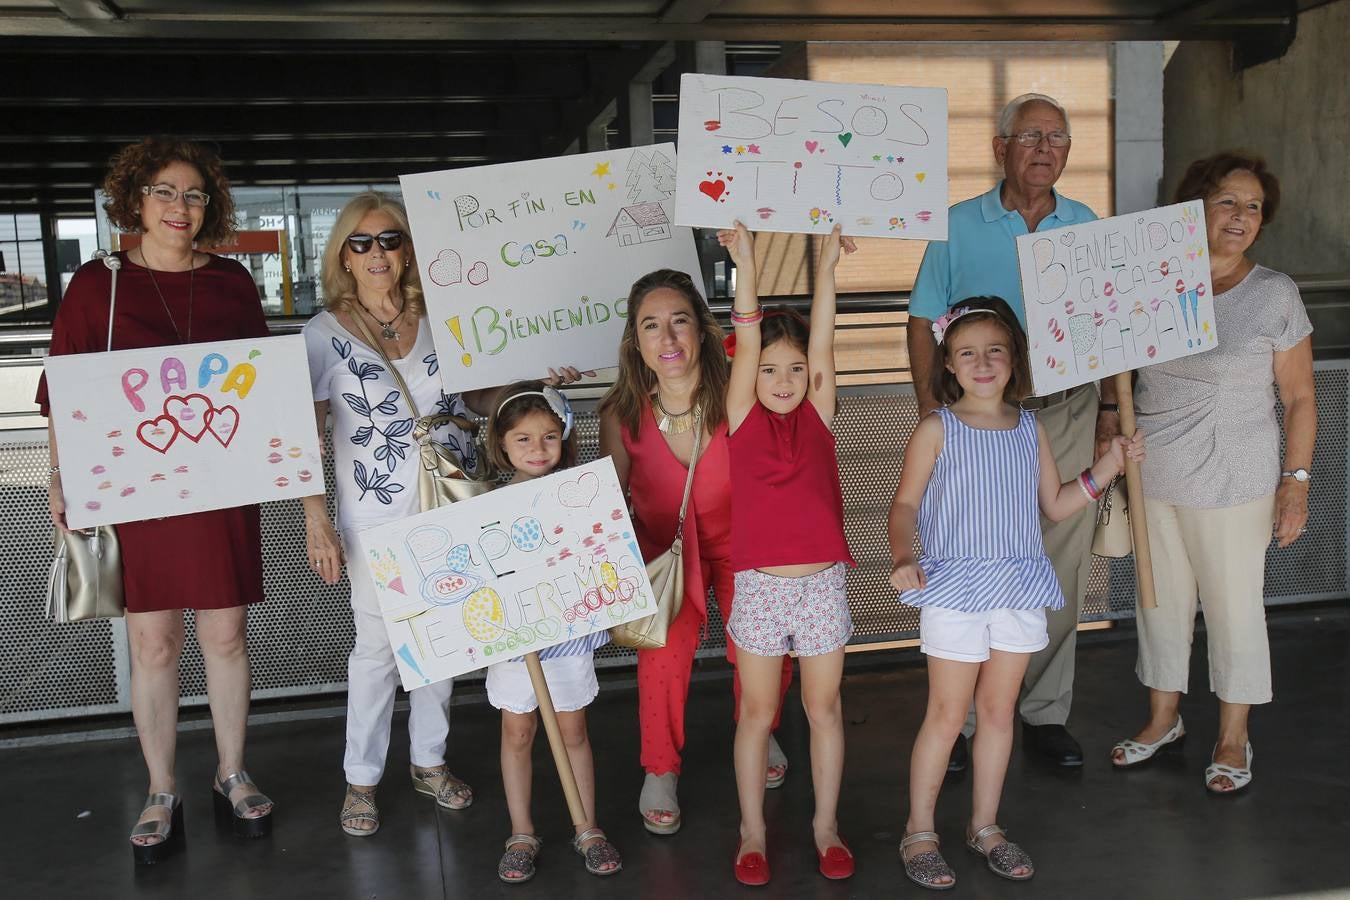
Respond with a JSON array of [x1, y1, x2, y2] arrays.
[[637, 554, 794, 775]]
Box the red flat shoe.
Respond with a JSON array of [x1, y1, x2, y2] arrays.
[[735, 841, 771, 886], [818, 843, 855, 880]]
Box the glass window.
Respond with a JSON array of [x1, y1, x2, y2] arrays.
[[0, 213, 49, 324]]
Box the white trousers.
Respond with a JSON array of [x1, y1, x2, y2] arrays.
[[1136, 494, 1276, 705], [342, 529, 454, 786]]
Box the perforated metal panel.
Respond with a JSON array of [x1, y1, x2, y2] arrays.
[[0, 437, 122, 719], [4, 368, 1348, 724]]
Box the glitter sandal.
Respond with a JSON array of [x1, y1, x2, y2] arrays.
[[498, 833, 542, 884], [410, 763, 474, 810], [573, 827, 622, 876], [966, 824, 1035, 881], [899, 831, 955, 890]]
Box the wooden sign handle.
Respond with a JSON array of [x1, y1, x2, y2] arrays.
[[1113, 372, 1157, 609], [523, 651, 589, 829]]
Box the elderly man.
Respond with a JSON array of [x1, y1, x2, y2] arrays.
[[907, 93, 1119, 769]]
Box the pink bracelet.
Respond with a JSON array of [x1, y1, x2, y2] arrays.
[[1078, 470, 1102, 501], [730, 307, 763, 326]]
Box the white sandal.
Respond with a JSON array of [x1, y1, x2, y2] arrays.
[[766, 733, 789, 789], [1205, 742, 1253, 794], [1111, 717, 1185, 768], [638, 772, 680, 835]]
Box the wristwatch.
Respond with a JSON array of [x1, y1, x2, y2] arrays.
[[1281, 468, 1311, 483]]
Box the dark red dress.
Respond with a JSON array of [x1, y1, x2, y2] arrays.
[[36, 252, 269, 613]]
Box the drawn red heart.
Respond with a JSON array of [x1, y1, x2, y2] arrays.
[[136, 415, 179, 454], [204, 405, 240, 448], [698, 179, 726, 201], [163, 393, 213, 442], [805, 140, 819, 154]]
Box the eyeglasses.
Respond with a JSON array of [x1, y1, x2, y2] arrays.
[[345, 230, 404, 254], [142, 184, 211, 207], [1000, 130, 1072, 148]]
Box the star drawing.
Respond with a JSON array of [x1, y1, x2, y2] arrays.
[[591, 162, 610, 177]]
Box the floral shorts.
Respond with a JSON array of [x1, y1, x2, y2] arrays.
[[727, 563, 852, 658]]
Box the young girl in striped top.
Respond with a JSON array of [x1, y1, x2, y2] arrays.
[[887, 298, 1143, 889], [483, 381, 621, 884]]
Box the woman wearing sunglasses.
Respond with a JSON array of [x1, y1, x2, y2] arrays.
[[301, 191, 587, 836], [38, 136, 274, 863]]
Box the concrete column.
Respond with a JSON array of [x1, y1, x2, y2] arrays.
[[1113, 41, 1165, 214]]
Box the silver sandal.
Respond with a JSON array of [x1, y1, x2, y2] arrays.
[[899, 831, 956, 890], [966, 824, 1035, 881], [130, 792, 184, 866], [339, 785, 379, 837], [410, 764, 474, 810], [498, 833, 542, 884], [574, 827, 623, 876], [212, 770, 273, 838]]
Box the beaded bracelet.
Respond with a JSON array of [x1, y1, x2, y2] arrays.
[[730, 307, 764, 326]]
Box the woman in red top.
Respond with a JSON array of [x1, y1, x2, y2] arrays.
[[718, 223, 857, 885], [598, 269, 792, 836], [39, 138, 273, 864]]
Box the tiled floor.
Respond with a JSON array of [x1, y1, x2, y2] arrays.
[[5, 604, 1347, 899]]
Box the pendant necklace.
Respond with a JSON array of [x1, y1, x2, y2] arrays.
[[141, 249, 194, 342], [655, 391, 699, 435], [360, 300, 405, 340]]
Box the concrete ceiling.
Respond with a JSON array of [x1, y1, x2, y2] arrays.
[[0, 0, 1331, 212]]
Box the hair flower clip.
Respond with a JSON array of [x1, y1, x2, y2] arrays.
[[931, 305, 999, 344]]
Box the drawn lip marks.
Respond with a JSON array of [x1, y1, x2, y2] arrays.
[[136, 415, 180, 454], [297, 469, 313, 483], [274, 476, 290, 488], [756, 207, 775, 220], [703, 119, 721, 131], [269, 437, 283, 448], [287, 446, 303, 459]]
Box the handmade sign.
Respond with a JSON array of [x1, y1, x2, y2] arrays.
[[400, 146, 702, 394], [674, 73, 948, 239], [1016, 200, 1215, 396], [45, 335, 324, 529], [356, 457, 654, 689]]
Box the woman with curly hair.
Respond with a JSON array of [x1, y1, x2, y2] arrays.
[[37, 136, 275, 864]]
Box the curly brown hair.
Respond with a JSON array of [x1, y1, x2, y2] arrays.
[[1174, 151, 1281, 225], [598, 269, 728, 438], [931, 296, 1032, 405], [101, 136, 237, 247]]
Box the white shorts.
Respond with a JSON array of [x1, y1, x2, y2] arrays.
[[919, 606, 1049, 663], [485, 653, 599, 715]]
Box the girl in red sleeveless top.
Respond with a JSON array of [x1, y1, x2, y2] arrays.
[[718, 222, 857, 885]]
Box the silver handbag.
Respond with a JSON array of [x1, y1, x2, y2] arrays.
[[47, 526, 125, 623], [45, 250, 126, 623]]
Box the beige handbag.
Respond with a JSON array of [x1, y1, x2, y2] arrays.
[[47, 525, 124, 622], [1092, 476, 1133, 558], [348, 313, 493, 510], [46, 250, 126, 623], [609, 409, 702, 650]]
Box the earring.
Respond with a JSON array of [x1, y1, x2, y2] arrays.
[[344, 264, 351, 272]]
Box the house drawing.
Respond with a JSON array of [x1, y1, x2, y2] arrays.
[[606, 202, 672, 246]]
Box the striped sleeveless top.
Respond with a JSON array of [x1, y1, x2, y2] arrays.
[[899, 407, 1064, 612]]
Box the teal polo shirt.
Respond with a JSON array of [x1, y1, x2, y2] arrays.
[[910, 181, 1097, 330]]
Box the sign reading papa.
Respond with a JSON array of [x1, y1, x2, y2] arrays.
[[357, 457, 654, 689], [45, 334, 325, 529], [1017, 200, 1216, 396], [401, 145, 702, 394]]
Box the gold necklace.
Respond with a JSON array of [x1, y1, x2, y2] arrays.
[[655, 391, 699, 435]]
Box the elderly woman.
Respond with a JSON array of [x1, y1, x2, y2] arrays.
[[598, 269, 793, 834], [302, 191, 586, 837], [1110, 153, 1315, 794], [39, 137, 273, 863]]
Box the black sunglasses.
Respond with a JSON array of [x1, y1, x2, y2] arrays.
[[345, 230, 404, 254]]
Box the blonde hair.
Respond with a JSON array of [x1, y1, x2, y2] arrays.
[[321, 191, 424, 318]]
